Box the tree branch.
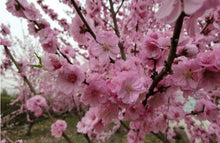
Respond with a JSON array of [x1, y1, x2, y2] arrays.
[[4, 46, 37, 95], [115, 0, 125, 14], [143, 13, 185, 106], [109, 0, 126, 60], [70, 0, 96, 40]]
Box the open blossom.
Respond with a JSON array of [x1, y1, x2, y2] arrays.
[[51, 120, 67, 138], [56, 63, 85, 94], [42, 53, 62, 71], [194, 98, 218, 121], [69, 15, 91, 45], [156, 0, 205, 23], [171, 59, 203, 90], [89, 31, 120, 64], [196, 51, 216, 68], [77, 107, 100, 134], [82, 78, 109, 106], [26, 95, 48, 117], [112, 72, 146, 104], [141, 38, 162, 60], [166, 107, 185, 122]]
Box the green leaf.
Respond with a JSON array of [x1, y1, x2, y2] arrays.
[[34, 52, 42, 65], [31, 64, 43, 68]]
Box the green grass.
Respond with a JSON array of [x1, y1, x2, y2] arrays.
[[1, 95, 162, 143], [2, 114, 162, 143]]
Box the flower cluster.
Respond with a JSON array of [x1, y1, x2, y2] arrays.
[[51, 120, 67, 138]]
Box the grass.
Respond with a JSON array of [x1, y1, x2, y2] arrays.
[[2, 113, 162, 143], [1, 95, 162, 143], [2, 115, 162, 143]]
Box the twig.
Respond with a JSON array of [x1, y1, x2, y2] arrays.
[[70, 0, 96, 40], [57, 47, 72, 64], [120, 121, 129, 131], [200, 17, 214, 35], [143, 12, 185, 106], [185, 106, 205, 116], [1, 132, 14, 143], [109, 0, 126, 60], [115, 0, 125, 14], [4, 46, 37, 95], [109, 0, 120, 37]]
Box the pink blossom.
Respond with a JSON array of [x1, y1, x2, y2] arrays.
[[141, 38, 162, 60], [194, 98, 218, 121], [89, 31, 120, 64], [112, 72, 146, 104], [51, 120, 67, 138], [15, 140, 22, 143], [177, 43, 198, 57], [28, 19, 50, 36], [199, 70, 220, 90], [1, 24, 10, 36], [208, 123, 219, 135], [69, 15, 91, 45], [82, 78, 109, 106], [124, 104, 145, 121], [26, 95, 48, 117], [6, 0, 26, 18], [166, 107, 185, 121], [196, 51, 216, 68], [61, 46, 75, 59], [23, 3, 42, 20], [0, 39, 11, 47], [151, 115, 167, 133], [42, 36, 59, 53], [56, 63, 85, 94], [77, 107, 100, 134], [156, 0, 205, 23], [214, 47, 220, 70], [167, 128, 176, 140], [1, 139, 7, 143], [171, 59, 203, 90], [42, 53, 62, 71]]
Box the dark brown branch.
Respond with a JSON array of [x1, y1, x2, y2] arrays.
[[4, 46, 37, 95], [57, 48, 72, 64], [109, 0, 120, 37], [62, 132, 74, 143], [143, 13, 185, 106], [70, 0, 96, 40], [200, 17, 214, 35], [185, 106, 205, 116], [115, 0, 125, 14], [173, 127, 190, 143], [109, 0, 126, 60], [120, 121, 130, 131]]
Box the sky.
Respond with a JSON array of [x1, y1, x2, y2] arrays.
[[0, 0, 76, 94]]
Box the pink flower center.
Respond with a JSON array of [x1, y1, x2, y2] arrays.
[[67, 73, 77, 83], [184, 70, 192, 79], [102, 43, 110, 51], [126, 85, 133, 93], [175, 112, 180, 118]]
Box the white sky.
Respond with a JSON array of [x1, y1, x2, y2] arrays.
[[0, 0, 75, 94]]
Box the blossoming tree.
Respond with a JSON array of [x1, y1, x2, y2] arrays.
[[1, 0, 220, 143]]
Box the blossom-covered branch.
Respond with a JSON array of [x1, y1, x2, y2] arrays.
[[143, 13, 185, 106]]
